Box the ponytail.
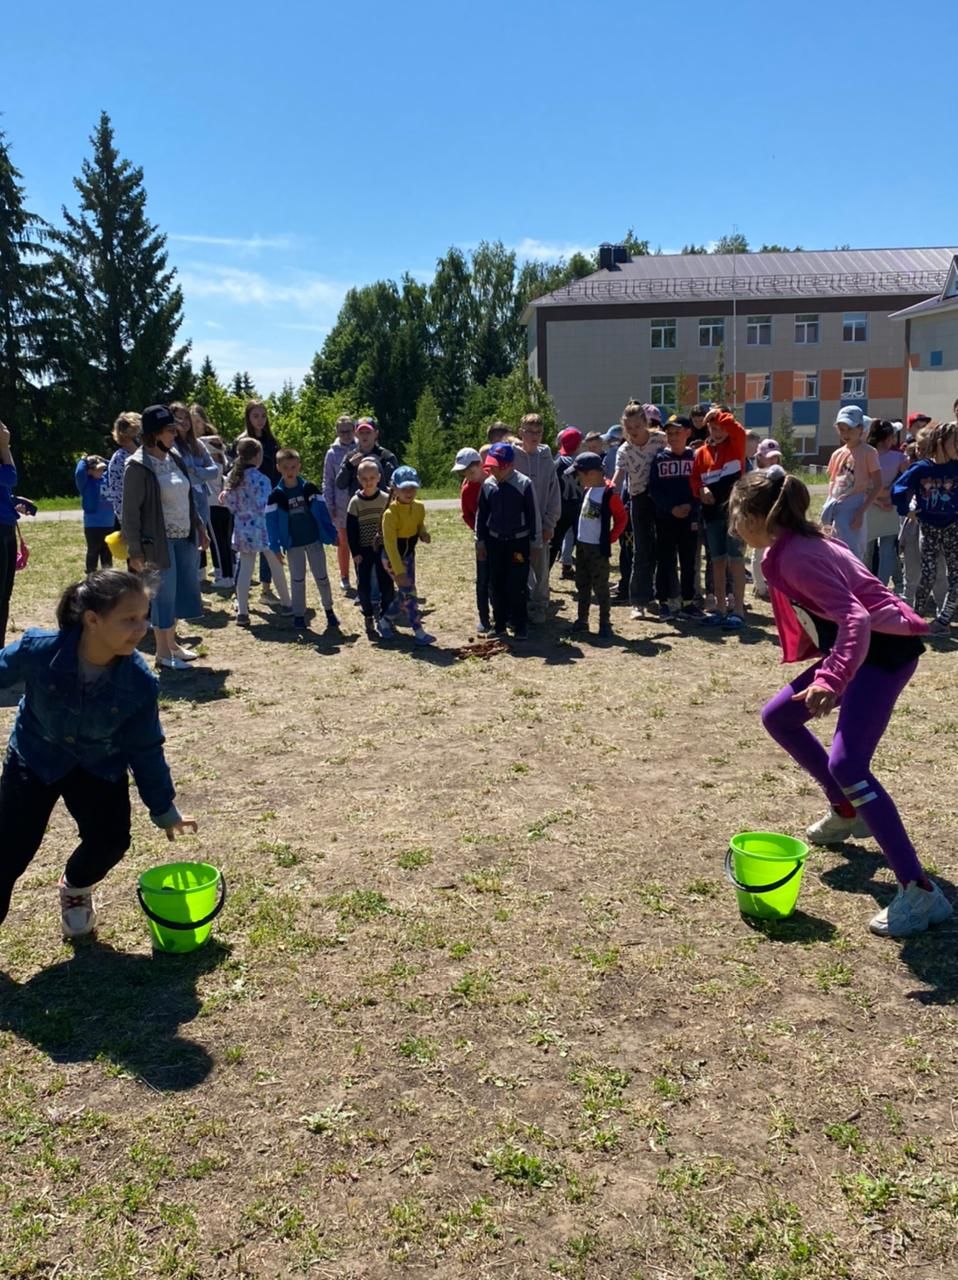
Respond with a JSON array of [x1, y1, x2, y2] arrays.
[[729, 468, 823, 541], [56, 570, 150, 630], [226, 438, 262, 491]]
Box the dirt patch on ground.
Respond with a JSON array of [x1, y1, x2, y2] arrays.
[[1, 517, 956, 1279]]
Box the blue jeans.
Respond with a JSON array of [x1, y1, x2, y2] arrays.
[[821, 493, 868, 563], [151, 537, 201, 629]]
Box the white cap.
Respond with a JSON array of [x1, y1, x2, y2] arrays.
[[451, 447, 482, 472]]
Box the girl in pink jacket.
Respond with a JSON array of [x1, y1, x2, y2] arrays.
[[730, 467, 952, 940]]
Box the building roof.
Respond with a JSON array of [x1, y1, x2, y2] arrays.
[[523, 246, 958, 319], [889, 254, 958, 321]]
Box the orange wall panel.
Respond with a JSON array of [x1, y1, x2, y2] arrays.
[[820, 369, 842, 400], [868, 366, 905, 399], [771, 370, 792, 402]]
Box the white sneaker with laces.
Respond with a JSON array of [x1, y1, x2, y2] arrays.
[[869, 880, 953, 938], [806, 810, 871, 845], [59, 876, 97, 938]]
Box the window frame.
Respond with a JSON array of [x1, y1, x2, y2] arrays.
[[792, 371, 819, 400], [842, 312, 868, 343], [698, 316, 725, 348], [794, 313, 819, 344], [744, 372, 771, 402], [793, 424, 818, 455], [649, 375, 677, 409], [841, 369, 867, 399], [650, 318, 677, 350], [746, 315, 772, 346]]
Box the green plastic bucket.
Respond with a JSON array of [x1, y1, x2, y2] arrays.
[[725, 832, 809, 920], [137, 862, 226, 953]]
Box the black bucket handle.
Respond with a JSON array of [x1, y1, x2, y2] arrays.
[[724, 849, 802, 896], [137, 872, 227, 931]]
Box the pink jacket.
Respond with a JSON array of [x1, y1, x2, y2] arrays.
[[763, 530, 927, 696]]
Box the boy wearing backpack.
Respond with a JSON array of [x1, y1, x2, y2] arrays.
[[550, 428, 583, 577], [569, 452, 628, 640]]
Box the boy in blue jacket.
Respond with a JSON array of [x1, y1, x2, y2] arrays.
[[75, 455, 116, 572], [892, 420, 958, 633], [266, 448, 340, 631], [649, 416, 703, 622]]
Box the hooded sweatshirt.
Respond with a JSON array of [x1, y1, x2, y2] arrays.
[[323, 439, 354, 528], [512, 444, 558, 543], [763, 529, 927, 697], [891, 458, 958, 528], [689, 413, 746, 521]]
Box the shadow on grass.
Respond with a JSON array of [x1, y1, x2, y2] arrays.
[[155, 666, 232, 703], [743, 909, 837, 943], [821, 845, 958, 1004], [0, 938, 231, 1089]]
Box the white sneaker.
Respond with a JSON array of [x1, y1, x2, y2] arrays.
[[806, 810, 871, 845], [59, 875, 97, 938], [630, 606, 644, 620], [869, 880, 953, 938]]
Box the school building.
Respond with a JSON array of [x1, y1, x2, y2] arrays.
[[523, 245, 958, 463], [891, 253, 958, 424]]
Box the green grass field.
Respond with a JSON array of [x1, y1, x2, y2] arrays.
[[0, 520, 955, 1280]]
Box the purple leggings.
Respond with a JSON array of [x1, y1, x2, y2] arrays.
[[761, 660, 923, 886]]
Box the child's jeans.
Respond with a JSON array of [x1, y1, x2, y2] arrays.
[[355, 548, 395, 618], [487, 537, 530, 633], [382, 551, 422, 628], [655, 515, 694, 604], [288, 541, 333, 617], [0, 751, 131, 924], [235, 549, 289, 614], [575, 543, 611, 625], [821, 493, 868, 563], [476, 550, 491, 629]]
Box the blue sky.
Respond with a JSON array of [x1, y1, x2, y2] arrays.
[[6, 0, 958, 393]]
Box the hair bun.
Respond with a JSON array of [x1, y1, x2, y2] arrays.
[[765, 464, 786, 480]]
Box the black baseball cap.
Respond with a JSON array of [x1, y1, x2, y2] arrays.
[[573, 451, 604, 473], [665, 414, 693, 430], [141, 405, 176, 437]]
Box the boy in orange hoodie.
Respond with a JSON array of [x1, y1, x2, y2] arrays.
[[690, 409, 747, 628]]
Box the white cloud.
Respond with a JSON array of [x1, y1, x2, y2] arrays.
[[170, 233, 295, 252], [192, 337, 312, 394], [178, 264, 350, 314], [511, 237, 596, 262], [204, 319, 222, 330]]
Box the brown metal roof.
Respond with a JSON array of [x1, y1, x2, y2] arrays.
[[524, 246, 958, 315]]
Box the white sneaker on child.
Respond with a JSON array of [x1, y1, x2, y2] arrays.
[[869, 880, 953, 938], [58, 875, 97, 939], [806, 810, 871, 845]]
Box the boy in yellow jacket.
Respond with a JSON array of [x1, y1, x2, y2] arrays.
[[380, 466, 435, 646]]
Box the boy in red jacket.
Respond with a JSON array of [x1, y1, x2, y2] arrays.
[[569, 452, 628, 640], [690, 409, 748, 628], [452, 447, 491, 634]]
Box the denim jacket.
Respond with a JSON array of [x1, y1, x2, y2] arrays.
[[0, 628, 180, 827]]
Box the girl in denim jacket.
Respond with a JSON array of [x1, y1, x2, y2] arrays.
[[0, 570, 197, 939]]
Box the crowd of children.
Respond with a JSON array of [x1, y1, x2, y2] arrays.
[[2, 393, 958, 946]]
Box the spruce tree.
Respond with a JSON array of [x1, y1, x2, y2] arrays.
[[50, 111, 190, 435], [404, 388, 450, 487], [0, 129, 63, 486]]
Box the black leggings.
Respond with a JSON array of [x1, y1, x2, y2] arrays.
[[208, 505, 234, 578], [0, 752, 132, 924], [0, 523, 15, 648], [84, 526, 114, 574]]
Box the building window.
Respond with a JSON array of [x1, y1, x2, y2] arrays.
[[795, 314, 819, 344], [745, 373, 770, 401], [746, 315, 772, 346], [697, 375, 714, 404], [930, 350, 944, 367], [843, 312, 868, 342], [650, 318, 676, 349], [794, 425, 818, 455], [841, 370, 867, 399], [792, 372, 819, 400], [699, 317, 724, 347], [649, 376, 676, 409]]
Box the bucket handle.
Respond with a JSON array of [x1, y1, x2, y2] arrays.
[[724, 849, 802, 896], [137, 873, 227, 931]]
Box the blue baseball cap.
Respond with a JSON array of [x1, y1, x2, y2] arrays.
[[392, 465, 421, 489], [484, 442, 515, 468], [602, 424, 623, 442]]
